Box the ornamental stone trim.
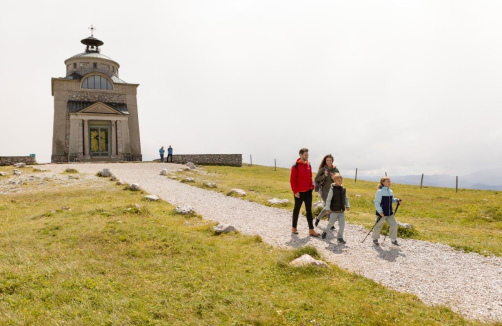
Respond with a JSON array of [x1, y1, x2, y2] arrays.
[[0, 156, 37, 166], [68, 91, 126, 104]]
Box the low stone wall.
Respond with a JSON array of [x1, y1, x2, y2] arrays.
[[169, 154, 242, 167], [0, 156, 37, 166]]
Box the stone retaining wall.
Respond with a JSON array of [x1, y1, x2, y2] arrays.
[[0, 156, 37, 166], [169, 154, 242, 167]]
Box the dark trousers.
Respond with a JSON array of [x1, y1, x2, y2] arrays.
[[292, 190, 314, 229], [160, 154, 164, 163], [167, 154, 173, 162]]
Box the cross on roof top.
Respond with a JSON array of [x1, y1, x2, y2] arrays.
[[88, 24, 97, 37]]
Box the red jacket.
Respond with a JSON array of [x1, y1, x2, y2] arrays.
[[290, 159, 315, 194]]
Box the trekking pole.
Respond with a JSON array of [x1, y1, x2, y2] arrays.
[[383, 202, 400, 242], [362, 215, 383, 243]]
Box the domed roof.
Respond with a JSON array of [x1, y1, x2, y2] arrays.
[[65, 52, 120, 67]]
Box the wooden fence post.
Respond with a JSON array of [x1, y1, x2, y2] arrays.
[[385, 172, 387, 177], [355, 168, 358, 183], [420, 173, 424, 189], [274, 159, 276, 171], [250, 155, 252, 166], [456, 176, 458, 193]]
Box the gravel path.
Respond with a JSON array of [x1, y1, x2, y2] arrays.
[[45, 163, 502, 322]]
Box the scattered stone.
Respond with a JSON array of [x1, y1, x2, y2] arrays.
[[9, 181, 17, 185], [160, 169, 168, 176], [483, 199, 488, 202], [397, 221, 412, 229], [313, 201, 324, 208], [204, 182, 217, 188], [183, 167, 191, 171], [0, 172, 5, 176], [62, 206, 71, 211], [183, 177, 195, 183], [175, 204, 195, 215], [178, 168, 184, 172], [356, 195, 361, 198], [129, 183, 140, 191], [116, 180, 125, 185], [110, 175, 118, 181], [290, 254, 328, 268], [186, 162, 196, 170], [14, 163, 26, 168], [13, 169, 21, 176], [145, 195, 160, 201], [268, 198, 289, 205], [228, 189, 247, 197], [169, 176, 177, 180], [98, 168, 112, 177], [213, 223, 236, 234], [33, 168, 47, 172]]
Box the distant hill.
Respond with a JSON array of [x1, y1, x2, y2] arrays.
[[356, 169, 502, 191]]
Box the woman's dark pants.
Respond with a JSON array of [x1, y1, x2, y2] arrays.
[[160, 154, 164, 163], [292, 190, 314, 229]]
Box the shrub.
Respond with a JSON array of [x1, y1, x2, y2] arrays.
[[64, 168, 79, 173]]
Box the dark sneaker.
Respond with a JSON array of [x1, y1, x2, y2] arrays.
[[337, 238, 346, 244], [330, 226, 335, 230], [321, 232, 327, 239], [314, 218, 320, 227], [373, 239, 379, 246], [391, 240, 400, 246]]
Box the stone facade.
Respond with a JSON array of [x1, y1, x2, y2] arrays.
[[69, 91, 126, 103], [170, 154, 242, 167], [0, 156, 37, 166]]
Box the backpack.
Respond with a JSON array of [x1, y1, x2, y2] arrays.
[[314, 167, 327, 192]]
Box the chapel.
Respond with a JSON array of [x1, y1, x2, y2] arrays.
[[51, 27, 142, 162]]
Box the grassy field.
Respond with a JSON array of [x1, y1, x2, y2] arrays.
[[0, 169, 486, 325], [175, 165, 502, 257]]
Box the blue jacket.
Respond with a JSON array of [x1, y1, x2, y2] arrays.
[[159, 148, 165, 155], [374, 187, 399, 216], [168, 147, 173, 154]]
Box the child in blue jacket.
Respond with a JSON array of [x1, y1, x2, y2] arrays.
[[372, 177, 402, 246]]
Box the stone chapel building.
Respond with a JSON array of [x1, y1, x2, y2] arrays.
[[51, 31, 142, 163]]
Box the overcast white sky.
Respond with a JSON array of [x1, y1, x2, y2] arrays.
[[0, 0, 501, 177]]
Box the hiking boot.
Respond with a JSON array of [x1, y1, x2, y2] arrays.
[[314, 218, 320, 227], [291, 228, 298, 234], [337, 238, 346, 244], [321, 232, 327, 239], [330, 226, 335, 230], [309, 229, 319, 237], [373, 239, 379, 246], [391, 240, 400, 246]]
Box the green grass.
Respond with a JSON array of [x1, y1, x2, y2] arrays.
[[0, 176, 486, 325], [175, 165, 502, 257]]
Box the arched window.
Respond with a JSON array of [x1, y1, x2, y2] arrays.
[[82, 75, 113, 90]]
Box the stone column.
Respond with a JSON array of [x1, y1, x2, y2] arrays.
[[111, 120, 117, 158], [117, 120, 123, 156], [78, 120, 83, 160], [83, 119, 90, 160]]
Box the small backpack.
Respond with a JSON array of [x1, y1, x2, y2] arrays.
[[314, 167, 327, 192]]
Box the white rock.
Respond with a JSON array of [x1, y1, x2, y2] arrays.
[[290, 254, 328, 268], [356, 195, 361, 198], [482, 199, 488, 202], [204, 182, 217, 188], [116, 180, 125, 185], [183, 167, 191, 171], [14, 163, 26, 168], [186, 162, 196, 170], [98, 168, 112, 177], [160, 169, 168, 176], [313, 201, 324, 208], [0, 172, 5, 176], [110, 175, 117, 181], [213, 223, 236, 234], [183, 177, 195, 183], [397, 221, 412, 229], [145, 195, 160, 201], [178, 168, 184, 172], [268, 198, 289, 204], [229, 189, 247, 196], [13, 169, 21, 176], [129, 183, 140, 191], [176, 204, 195, 215]]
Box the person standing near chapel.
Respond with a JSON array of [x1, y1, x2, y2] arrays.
[[290, 148, 319, 237], [167, 145, 173, 163], [159, 146, 165, 163]]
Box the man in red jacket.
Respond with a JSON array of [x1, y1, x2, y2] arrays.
[[290, 148, 319, 237]]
